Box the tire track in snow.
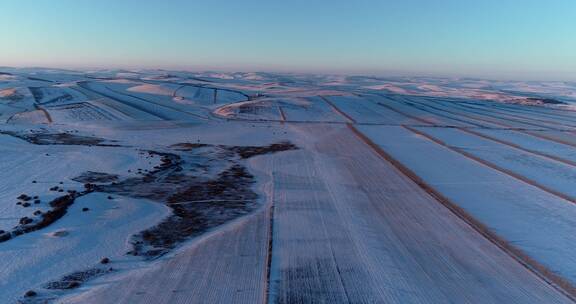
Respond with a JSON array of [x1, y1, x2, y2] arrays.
[[277, 106, 286, 122], [34, 105, 53, 123], [264, 172, 276, 304]]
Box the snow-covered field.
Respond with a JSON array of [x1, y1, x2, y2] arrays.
[[1, 67, 576, 303]]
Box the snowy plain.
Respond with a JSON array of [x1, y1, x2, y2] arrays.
[[1, 68, 576, 303]]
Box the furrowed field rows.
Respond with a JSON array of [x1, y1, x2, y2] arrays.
[[268, 124, 568, 303], [357, 124, 576, 294]]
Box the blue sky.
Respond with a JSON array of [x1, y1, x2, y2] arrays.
[[0, 0, 575, 80]]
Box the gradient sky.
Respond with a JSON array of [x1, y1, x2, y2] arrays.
[[1, 0, 575, 80]]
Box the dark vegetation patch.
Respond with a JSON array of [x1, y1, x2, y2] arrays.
[[526, 97, 566, 105], [18, 265, 115, 304], [95, 151, 187, 202], [13, 140, 297, 301], [94, 141, 297, 258], [90, 146, 241, 258], [16, 133, 106, 146], [72, 171, 119, 184], [224, 141, 298, 159], [1, 189, 93, 244], [129, 164, 259, 257], [0, 130, 119, 146], [44, 267, 114, 290], [52, 230, 69, 237], [170, 142, 208, 151], [238, 103, 267, 114], [0, 231, 10, 242]]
